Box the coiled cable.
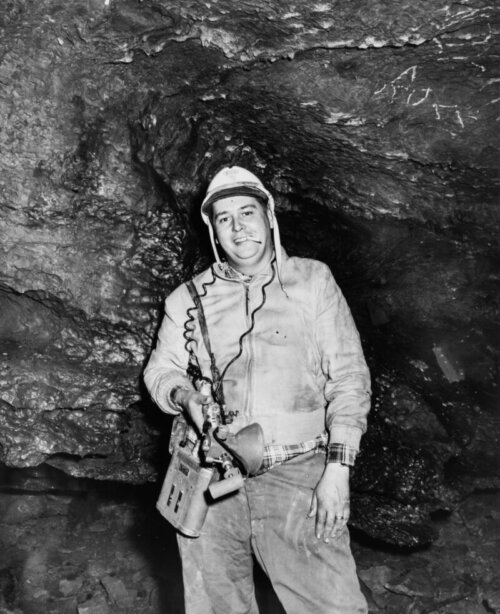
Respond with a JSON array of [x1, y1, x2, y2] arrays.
[[182, 266, 217, 382]]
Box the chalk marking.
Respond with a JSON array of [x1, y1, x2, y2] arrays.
[[472, 24, 492, 46], [433, 37, 444, 51], [374, 65, 417, 99], [432, 103, 466, 129], [410, 87, 432, 106], [471, 62, 486, 72]]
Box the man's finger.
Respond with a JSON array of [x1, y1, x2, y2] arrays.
[[332, 510, 348, 538], [315, 507, 327, 540], [308, 493, 317, 518], [339, 500, 350, 526], [186, 400, 205, 433], [322, 512, 335, 543]]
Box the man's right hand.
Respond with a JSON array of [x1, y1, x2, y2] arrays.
[[173, 388, 208, 434]]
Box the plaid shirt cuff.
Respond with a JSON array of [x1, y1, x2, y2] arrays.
[[326, 443, 357, 467]]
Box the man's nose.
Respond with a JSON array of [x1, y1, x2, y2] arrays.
[[233, 216, 244, 231]]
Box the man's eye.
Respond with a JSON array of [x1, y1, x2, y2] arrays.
[[242, 210, 254, 216]]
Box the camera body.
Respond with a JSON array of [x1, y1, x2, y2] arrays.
[[157, 382, 264, 537]]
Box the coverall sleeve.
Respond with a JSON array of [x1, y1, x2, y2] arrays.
[[315, 263, 371, 452], [143, 284, 194, 414]]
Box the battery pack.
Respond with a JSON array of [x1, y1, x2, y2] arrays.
[[156, 446, 215, 537]]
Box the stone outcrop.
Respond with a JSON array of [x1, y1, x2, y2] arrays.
[[0, 0, 498, 546]]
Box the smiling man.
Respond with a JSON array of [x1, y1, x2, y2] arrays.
[[144, 166, 371, 614]]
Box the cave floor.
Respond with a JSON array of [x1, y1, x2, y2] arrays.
[[0, 471, 498, 614]]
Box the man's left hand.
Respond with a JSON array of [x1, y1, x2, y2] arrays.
[[308, 463, 350, 543]]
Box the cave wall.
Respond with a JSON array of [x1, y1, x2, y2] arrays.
[[0, 0, 498, 545]]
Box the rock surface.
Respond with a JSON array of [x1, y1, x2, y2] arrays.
[[0, 0, 498, 546]]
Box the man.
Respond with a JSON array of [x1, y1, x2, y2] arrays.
[[144, 166, 371, 613]]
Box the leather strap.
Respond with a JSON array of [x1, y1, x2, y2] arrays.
[[186, 280, 223, 400]]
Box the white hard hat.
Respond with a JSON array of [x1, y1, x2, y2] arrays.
[[201, 166, 274, 220]]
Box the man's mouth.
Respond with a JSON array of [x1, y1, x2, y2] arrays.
[[234, 236, 262, 244]]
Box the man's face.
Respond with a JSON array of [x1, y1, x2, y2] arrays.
[[211, 195, 274, 275]]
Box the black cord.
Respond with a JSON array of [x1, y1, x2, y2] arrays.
[[214, 260, 276, 400], [182, 267, 217, 381]]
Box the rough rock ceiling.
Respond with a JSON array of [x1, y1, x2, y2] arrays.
[[0, 0, 498, 545]]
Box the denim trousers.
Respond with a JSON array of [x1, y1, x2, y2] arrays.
[[177, 450, 368, 614]]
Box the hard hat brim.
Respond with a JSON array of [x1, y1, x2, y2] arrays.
[[201, 185, 269, 216]]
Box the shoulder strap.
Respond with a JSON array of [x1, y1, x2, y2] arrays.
[[185, 280, 222, 394]]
